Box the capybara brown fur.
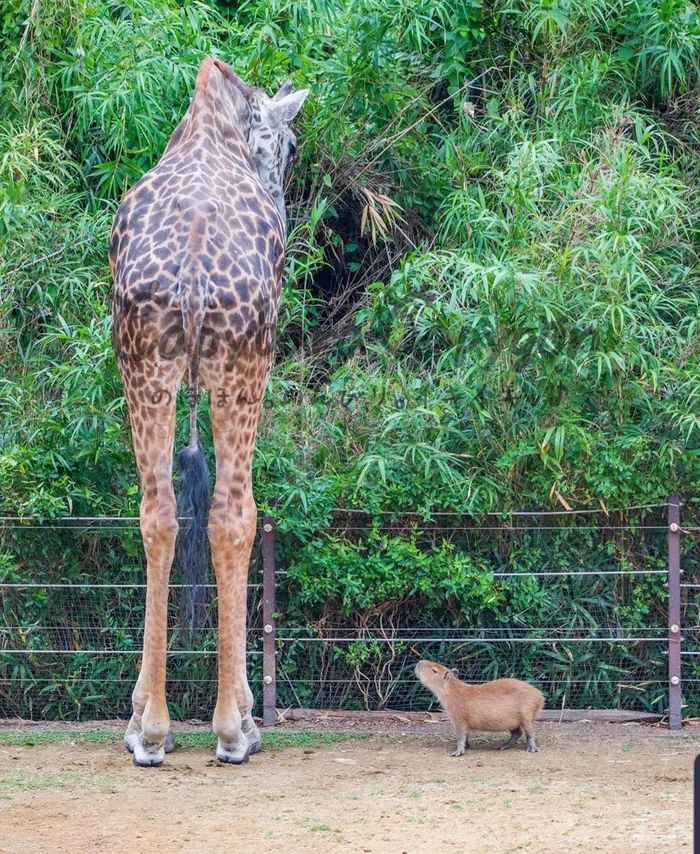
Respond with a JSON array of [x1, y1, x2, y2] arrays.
[[415, 659, 545, 756]]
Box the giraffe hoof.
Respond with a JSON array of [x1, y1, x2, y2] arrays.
[[125, 730, 173, 755], [164, 731, 175, 753], [216, 739, 251, 765], [133, 752, 164, 768], [132, 736, 166, 767], [241, 717, 262, 755]]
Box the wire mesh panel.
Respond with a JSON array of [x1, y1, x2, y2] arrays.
[[0, 521, 265, 720], [273, 505, 687, 717], [1, 503, 698, 721], [273, 595, 670, 714], [680, 562, 700, 720]]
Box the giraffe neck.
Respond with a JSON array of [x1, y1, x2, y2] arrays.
[[165, 61, 286, 233], [167, 64, 253, 167]]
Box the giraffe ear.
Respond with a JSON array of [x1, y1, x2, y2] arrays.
[[269, 89, 309, 124], [272, 80, 294, 100], [213, 59, 253, 98]]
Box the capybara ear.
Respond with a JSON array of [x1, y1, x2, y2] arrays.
[[450, 667, 459, 678]]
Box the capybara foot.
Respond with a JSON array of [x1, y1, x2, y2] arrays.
[[525, 736, 538, 753], [500, 728, 522, 750]]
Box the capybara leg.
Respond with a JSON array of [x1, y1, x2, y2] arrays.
[[522, 722, 538, 752], [499, 728, 522, 750], [452, 729, 469, 757], [525, 734, 538, 753]]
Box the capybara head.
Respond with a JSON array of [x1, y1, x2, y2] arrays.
[[415, 659, 459, 693]]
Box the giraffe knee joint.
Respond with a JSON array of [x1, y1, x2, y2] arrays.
[[142, 509, 179, 545], [207, 514, 251, 549]]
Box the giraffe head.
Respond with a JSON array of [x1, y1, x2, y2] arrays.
[[211, 61, 309, 225], [246, 82, 309, 224]]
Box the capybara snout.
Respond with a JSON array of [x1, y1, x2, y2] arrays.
[[415, 659, 458, 685]]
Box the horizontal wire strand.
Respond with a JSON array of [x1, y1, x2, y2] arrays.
[[0, 502, 671, 522], [0, 569, 668, 589], [0, 523, 673, 531], [0, 682, 670, 687], [0, 583, 260, 589], [1, 649, 262, 656]]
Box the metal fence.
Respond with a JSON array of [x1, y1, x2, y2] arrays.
[[0, 495, 696, 726]]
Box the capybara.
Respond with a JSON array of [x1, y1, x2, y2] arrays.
[[415, 659, 545, 756]]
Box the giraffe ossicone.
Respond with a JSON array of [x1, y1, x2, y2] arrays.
[[110, 57, 308, 766]]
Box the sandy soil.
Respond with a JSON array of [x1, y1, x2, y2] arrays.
[[0, 720, 696, 853]]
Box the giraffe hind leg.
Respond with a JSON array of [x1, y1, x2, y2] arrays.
[[121, 371, 181, 767], [207, 392, 262, 764]]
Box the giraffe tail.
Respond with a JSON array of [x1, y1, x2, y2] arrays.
[[176, 441, 210, 631], [176, 208, 211, 631]]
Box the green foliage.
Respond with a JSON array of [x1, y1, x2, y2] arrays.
[[289, 531, 497, 613]]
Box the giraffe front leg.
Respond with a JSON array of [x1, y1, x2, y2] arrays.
[[122, 382, 179, 767]]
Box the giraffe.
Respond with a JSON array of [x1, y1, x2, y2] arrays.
[[109, 57, 308, 766]]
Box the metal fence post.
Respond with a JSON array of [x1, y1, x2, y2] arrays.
[[261, 515, 277, 727], [667, 493, 682, 730]]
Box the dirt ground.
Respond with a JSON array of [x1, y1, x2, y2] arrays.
[[0, 718, 696, 853]]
